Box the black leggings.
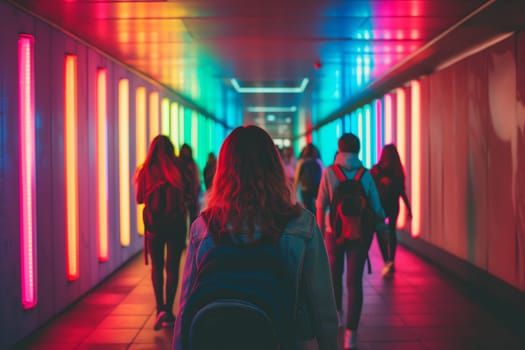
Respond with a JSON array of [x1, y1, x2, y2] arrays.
[[148, 236, 185, 314], [376, 214, 398, 263], [325, 233, 371, 330]]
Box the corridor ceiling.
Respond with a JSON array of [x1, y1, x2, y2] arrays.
[[9, 0, 525, 139]]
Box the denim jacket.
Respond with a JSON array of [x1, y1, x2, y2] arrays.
[[172, 208, 338, 350]]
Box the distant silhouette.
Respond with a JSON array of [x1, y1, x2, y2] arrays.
[[295, 143, 322, 213], [179, 144, 201, 223], [203, 152, 217, 191]]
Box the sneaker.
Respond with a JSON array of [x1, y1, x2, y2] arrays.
[[162, 313, 175, 328], [153, 310, 167, 331], [343, 329, 357, 349], [381, 261, 393, 277]]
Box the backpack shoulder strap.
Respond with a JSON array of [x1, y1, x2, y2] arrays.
[[332, 165, 347, 183], [353, 167, 366, 181]]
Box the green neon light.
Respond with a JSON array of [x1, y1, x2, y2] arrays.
[[230, 78, 309, 93]]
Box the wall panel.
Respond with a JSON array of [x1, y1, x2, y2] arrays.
[[485, 39, 518, 286], [34, 18, 55, 327], [516, 32, 525, 290], [418, 77, 431, 241], [466, 49, 489, 269], [427, 68, 450, 248]]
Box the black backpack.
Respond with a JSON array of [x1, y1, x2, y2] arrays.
[[143, 181, 186, 237], [298, 158, 321, 192], [180, 238, 294, 350], [330, 165, 372, 245]]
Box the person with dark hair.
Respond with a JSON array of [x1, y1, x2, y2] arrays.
[[173, 125, 338, 350], [295, 143, 322, 213], [282, 146, 297, 192], [203, 152, 217, 192], [179, 143, 201, 223], [371, 144, 413, 276], [316, 133, 386, 349], [135, 135, 187, 330]]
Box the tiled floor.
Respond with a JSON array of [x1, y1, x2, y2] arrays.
[[14, 241, 525, 350]]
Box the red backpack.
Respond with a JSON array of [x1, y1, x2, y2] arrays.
[[329, 166, 371, 245]]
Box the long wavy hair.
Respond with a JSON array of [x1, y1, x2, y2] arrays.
[[135, 135, 183, 191], [377, 144, 405, 180], [204, 125, 301, 241]]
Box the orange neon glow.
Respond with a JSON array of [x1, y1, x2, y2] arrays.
[[149, 92, 159, 142], [65, 55, 79, 280], [118, 79, 131, 246], [396, 88, 408, 228], [410, 80, 421, 237], [96, 69, 109, 261], [19, 35, 37, 308], [136, 87, 147, 236], [384, 94, 393, 145], [170, 102, 179, 153], [161, 98, 170, 135]]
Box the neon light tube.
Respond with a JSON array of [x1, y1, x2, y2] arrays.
[[356, 109, 363, 160], [19, 34, 37, 308], [161, 98, 170, 135], [118, 79, 130, 246], [410, 80, 421, 237], [396, 88, 407, 228], [364, 105, 372, 168], [375, 99, 383, 160], [170, 102, 179, 153], [384, 94, 393, 145], [191, 111, 198, 161], [149, 92, 159, 142], [136, 87, 147, 236], [246, 106, 297, 113], [96, 69, 109, 262], [179, 105, 185, 146], [65, 55, 79, 280], [231, 78, 309, 93]]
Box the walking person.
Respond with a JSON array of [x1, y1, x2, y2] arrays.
[[316, 133, 386, 349], [203, 152, 217, 192], [179, 143, 201, 223], [371, 144, 413, 276], [135, 135, 187, 330], [282, 146, 297, 192], [173, 125, 338, 350], [295, 143, 322, 213]]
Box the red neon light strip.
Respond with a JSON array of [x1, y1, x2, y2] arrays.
[[19, 34, 37, 309], [96, 69, 109, 261], [384, 94, 393, 145], [375, 99, 382, 161], [411, 80, 421, 237], [65, 55, 79, 280], [396, 88, 408, 228]]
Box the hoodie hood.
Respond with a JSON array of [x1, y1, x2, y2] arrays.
[[334, 152, 363, 171]]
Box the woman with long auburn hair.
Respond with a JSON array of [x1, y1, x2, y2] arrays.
[[371, 144, 413, 276], [135, 135, 187, 331], [173, 125, 338, 350]]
